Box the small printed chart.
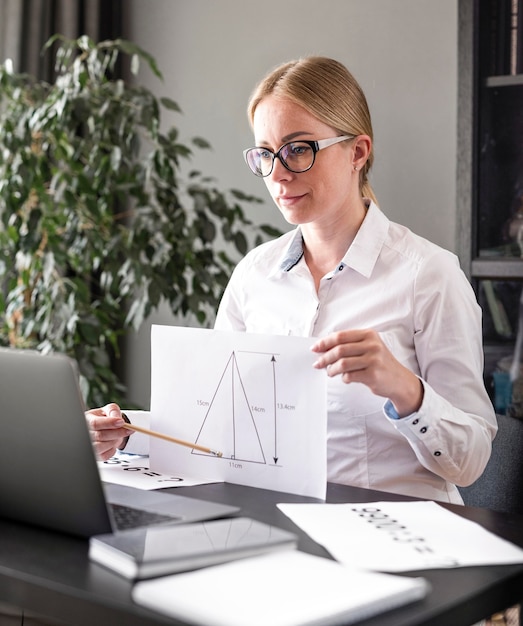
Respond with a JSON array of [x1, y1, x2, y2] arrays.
[[150, 325, 327, 499]]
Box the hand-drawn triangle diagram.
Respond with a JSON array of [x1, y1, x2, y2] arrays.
[[192, 351, 280, 465]]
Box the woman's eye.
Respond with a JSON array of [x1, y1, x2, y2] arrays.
[[259, 149, 272, 160], [288, 143, 309, 156]]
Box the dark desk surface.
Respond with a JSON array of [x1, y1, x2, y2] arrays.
[[1, 482, 523, 626]]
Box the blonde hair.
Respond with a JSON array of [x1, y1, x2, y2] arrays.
[[247, 57, 377, 204]]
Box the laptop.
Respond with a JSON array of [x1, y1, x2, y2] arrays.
[[0, 348, 239, 538]]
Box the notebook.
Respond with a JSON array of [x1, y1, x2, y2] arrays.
[[0, 347, 238, 538], [132, 550, 430, 626]]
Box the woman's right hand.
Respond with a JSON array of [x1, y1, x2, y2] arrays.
[[85, 403, 132, 461]]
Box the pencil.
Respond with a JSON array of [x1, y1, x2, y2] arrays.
[[122, 422, 223, 457]]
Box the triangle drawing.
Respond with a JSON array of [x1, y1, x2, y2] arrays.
[[192, 351, 267, 464]]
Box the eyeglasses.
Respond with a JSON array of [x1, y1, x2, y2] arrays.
[[243, 135, 354, 177]]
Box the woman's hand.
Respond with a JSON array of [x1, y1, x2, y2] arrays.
[[85, 403, 132, 461], [311, 329, 423, 417]]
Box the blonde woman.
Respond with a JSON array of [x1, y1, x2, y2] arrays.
[[87, 57, 496, 503]]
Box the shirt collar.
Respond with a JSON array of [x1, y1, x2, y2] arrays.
[[341, 201, 389, 278], [275, 200, 389, 279], [279, 228, 305, 272]]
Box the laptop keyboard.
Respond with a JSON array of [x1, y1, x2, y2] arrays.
[[110, 503, 181, 530]]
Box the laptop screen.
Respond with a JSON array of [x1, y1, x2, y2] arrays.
[[0, 348, 114, 537]]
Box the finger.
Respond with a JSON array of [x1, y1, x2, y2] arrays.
[[86, 402, 122, 419], [90, 426, 130, 443], [313, 341, 364, 371], [103, 402, 122, 417], [311, 332, 342, 354], [87, 415, 126, 431], [311, 330, 364, 354], [89, 426, 129, 460], [86, 403, 125, 431], [326, 354, 368, 378], [94, 442, 119, 462], [96, 403, 123, 420]]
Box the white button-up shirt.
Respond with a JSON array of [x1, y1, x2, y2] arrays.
[[214, 201, 497, 503]]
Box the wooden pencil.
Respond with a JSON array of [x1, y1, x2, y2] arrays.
[[122, 422, 223, 457]]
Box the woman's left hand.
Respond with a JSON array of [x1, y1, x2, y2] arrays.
[[311, 329, 423, 417]]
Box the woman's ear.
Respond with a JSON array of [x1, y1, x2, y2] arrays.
[[352, 135, 372, 171]]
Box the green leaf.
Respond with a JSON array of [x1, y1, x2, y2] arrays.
[[234, 231, 248, 255], [114, 39, 163, 79], [130, 53, 140, 76], [192, 136, 212, 150], [160, 97, 182, 113], [111, 146, 122, 171], [260, 224, 284, 237]]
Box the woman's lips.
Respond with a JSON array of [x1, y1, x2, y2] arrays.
[[277, 193, 306, 206]]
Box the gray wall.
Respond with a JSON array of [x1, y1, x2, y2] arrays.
[[125, 0, 459, 408]]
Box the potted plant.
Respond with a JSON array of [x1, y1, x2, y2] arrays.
[[0, 35, 279, 407]]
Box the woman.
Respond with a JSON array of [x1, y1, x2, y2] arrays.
[[87, 57, 496, 503]]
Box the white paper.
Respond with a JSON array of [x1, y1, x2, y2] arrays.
[[98, 453, 218, 490], [149, 325, 327, 499], [278, 501, 523, 571], [133, 550, 429, 626]]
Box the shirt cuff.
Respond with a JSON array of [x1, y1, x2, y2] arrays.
[[384, 378, 426, 420], [384, 399, 402, 420], [119, 410, 151, 455], [384, 399, 419, 421]]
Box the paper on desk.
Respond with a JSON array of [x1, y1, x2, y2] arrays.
[[278, 501, 523, 571], [132, 550, 429, 626], [98, 453, 218, 490], [149, 325, 327, 499]]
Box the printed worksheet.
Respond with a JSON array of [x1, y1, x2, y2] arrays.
[[278, 501, 523, 570], [149, 325, 327, 499], [98, 453, 218, 490]]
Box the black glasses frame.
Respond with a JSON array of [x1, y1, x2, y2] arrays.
[[243, 135, 354, 177]]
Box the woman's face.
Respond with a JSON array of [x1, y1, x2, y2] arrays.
[[252, 95, 359, 228]]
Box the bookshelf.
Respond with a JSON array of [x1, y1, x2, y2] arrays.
[[466, 0, 523, 415]]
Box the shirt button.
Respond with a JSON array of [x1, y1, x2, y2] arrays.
[[412, 419, 419, 425], [420, 426, 427, 433], [434, 451, 441, 456], [338, 265, 344, 271]]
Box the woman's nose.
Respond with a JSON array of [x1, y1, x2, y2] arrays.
[[270, 155, 293, 182]]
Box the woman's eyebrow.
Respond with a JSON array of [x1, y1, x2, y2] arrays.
[[256, 131, 314, 146], [281, 131, 314, 142]]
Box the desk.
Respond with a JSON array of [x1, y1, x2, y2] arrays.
[[1, 482, 523, 626]]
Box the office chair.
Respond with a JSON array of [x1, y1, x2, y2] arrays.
[[458, 413, 523, 515]]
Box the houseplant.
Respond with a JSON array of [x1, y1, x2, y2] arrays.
[[0, 35, 279, 407]]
